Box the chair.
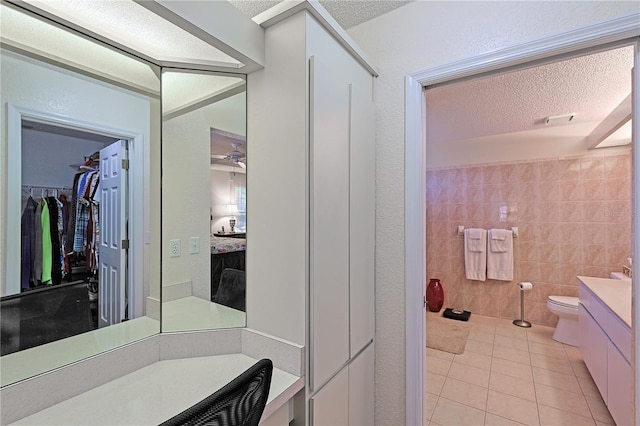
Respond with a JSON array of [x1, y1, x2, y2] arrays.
[[159, 358, 273, 426], [214, 268, 246, 311]]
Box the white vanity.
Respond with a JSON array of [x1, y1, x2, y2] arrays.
[[2, 328, 304, 425], [577, 275, 632, 426], [9, 353, 302, 425]]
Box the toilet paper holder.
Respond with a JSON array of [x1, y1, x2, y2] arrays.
[[513, 281, 532, 328]]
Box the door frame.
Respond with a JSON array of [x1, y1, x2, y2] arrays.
[[404, 14, 640, 425], [6, 104, 146, 318]]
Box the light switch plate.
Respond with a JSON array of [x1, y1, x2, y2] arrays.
[[189, 237, 200, 254]]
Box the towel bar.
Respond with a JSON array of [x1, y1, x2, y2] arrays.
[[457, 226, 519, 237]]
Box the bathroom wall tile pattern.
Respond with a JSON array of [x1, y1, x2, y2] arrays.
[[426, 151, 631, 326]]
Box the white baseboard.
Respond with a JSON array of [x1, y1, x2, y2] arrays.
[[162, 281, 192, 302]]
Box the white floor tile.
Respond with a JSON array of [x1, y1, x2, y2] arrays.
[[534, 382, 590, 416], [486, 390, 540, 426], [426, 371, 446, 396], [454, 350, 492, 370], [464, 339, 494, 356], [492, 346, 531, 365], [426, 355, 452, 375], [538, 404, 596, 426], [489, 371, 536, 402], [424, 314, 610, 426], [494, 334, 530, 352], [440, 376, 488, 410], [448, 361, 491, 388], [432, 397, 486, 426], [531, 366, 582, 394], [584, 395, 615, 424], [484, 412, 528, 425]]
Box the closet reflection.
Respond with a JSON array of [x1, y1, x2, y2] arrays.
[[1, 2, 249, 388], [0, 3, 161, 387], [161, 69, 247, 332]]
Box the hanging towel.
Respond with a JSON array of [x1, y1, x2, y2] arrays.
[[464, 228, 486, 281], [487, 229, 513, 281], [488, 228, 509, 252]]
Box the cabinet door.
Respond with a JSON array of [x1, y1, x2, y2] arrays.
[[588, 310, 608, 402], [607, 342, 632, 426], [349, 344, 374, 426], [578, 304, 590, 366], [311, 366, 349, 426], [349, 76, 375, 355], [310, 55, 351, 389]]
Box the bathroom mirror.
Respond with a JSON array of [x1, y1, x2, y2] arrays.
[[161, 69, 247, 332], [0, 2, 161, 386], [0, 1, 250, 387]]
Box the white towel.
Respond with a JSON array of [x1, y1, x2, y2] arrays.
[[487, 229, 513, 281], [464, 228, 486, 281], [489, 228, 509, 252]]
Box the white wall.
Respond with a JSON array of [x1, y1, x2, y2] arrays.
[[247, 12, 308, 346], [162, 91, 246, 300], [0, 49, 158, 298], [21, 130, 111, 189], [346, 1, 640, 422]]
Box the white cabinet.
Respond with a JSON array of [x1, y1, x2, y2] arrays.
[[579, 304, 608, 399], [248, 7, 376, 425], [311, 344, 374, 426], [348, 344, 375, 426], [578, 282, 632, 425], [310, 54, 352, 388], [607, 341, 632, 426], [578, 303, 590, 366], [309, 52, 375, 389], [311, 367, 349, 426], [307, 16, 375, 423]]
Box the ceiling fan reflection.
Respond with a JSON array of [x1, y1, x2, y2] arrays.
[[211, 142, 246, 168]]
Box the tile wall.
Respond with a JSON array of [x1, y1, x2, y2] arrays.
[[425, 151, 632, 326]]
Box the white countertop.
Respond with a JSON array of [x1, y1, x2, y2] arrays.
[[10, 353, 303, 425], [1, 316, 159, 387], [2, 297, 246, 387], [577, 276, 632, 327], [162, 296, 246, 332]]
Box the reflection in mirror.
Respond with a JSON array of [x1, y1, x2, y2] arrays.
[[161, 69, 247, 332], [0, 3, 160, 386]]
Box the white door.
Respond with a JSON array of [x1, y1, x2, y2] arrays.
[[99, 140, 128, 328]]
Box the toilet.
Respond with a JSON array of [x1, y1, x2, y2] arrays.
[[546, 295, 579, 346]]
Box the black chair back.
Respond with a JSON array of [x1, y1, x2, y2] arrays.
[[214, 268, 246, 311], [159, 358, 273, 426]]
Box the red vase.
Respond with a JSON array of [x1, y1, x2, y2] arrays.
[[426, 278, 444, 312]]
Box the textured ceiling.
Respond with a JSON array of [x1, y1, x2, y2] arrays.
[[425, 45, 634, 147], [228, 0, 413, 29]]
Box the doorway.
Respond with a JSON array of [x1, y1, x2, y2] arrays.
[[4, 106, 145, 353], [404, 21, 640, 426]]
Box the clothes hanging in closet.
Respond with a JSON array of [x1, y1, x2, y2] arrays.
[[72, 169, 100, 272], [20, 197, 38, 290], [20, 191, 68, 288]]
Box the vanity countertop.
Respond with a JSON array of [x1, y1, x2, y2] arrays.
[[1, 316, 159, 387], [10, 353, 303, 425], [162, 296, 246, 332], [1, 297, 246, 387], [577, 276, 632, 328]]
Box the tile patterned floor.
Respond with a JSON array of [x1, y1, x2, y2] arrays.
[[425, 314, 616, 426]]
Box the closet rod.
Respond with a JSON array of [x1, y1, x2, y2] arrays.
[[22, 184, 73, 191]]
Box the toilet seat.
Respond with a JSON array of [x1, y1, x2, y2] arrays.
[[548, 295, 578, 309]]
